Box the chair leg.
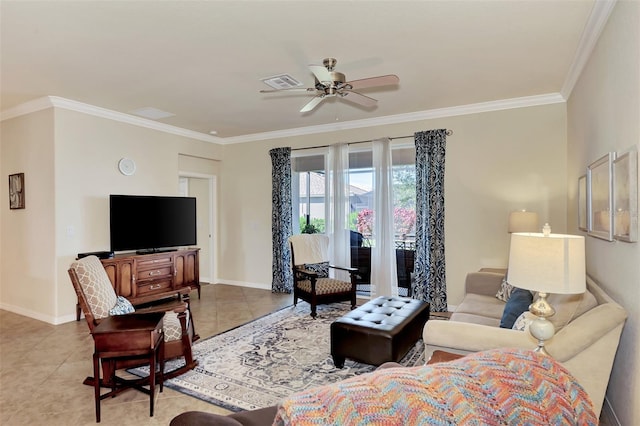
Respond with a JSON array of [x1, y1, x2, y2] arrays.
[[93, 353, 101, 423], [98, 359, 116, 388], [149, 350, 155, 417], [160, 311, 198, 382], [310, 304, 317, 319], [350, 276, 357, 310], [310, 293, 318, 319], [182, 295, 199, 342], [178, 311, 196, 369], [159, 338, 165, 393]]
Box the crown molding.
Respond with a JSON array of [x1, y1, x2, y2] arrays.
[[221, 93, 566, 144], [560, 0, 617, 99], [3, 93, 564, 146], [1, 96, 223, 144], [0, 96, 54, 121]]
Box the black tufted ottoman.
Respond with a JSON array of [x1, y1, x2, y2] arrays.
[[330, 296, 430, 368]]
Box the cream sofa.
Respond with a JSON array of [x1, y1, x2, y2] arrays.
[[423, 270, 627, 415]]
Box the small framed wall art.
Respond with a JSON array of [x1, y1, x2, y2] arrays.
[[587, 153, 614, 241], [612, 149, 638, 242], [8, 173, 25, 209], [578, 174, 588, 231]]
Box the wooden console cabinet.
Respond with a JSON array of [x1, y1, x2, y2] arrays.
[[101, 248, 200, 305]]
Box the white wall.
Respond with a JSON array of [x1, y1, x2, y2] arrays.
[[0, 107, 222, 323], [0, 109, 56, 320], [218, 103, 568, 305], [567, 2, 639, 424]]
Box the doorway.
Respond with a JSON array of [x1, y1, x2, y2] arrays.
[[179, 175, 216, 284]]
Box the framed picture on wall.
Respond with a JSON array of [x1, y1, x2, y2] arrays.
[[613, 150, 638, 242], [8, 173, 25, 210], [587, 153, 615, 241], [578, 174, 588, 231]]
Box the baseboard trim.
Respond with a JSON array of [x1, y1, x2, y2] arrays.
[[214, 279, 271, 291], [0, 302, 73, 325]]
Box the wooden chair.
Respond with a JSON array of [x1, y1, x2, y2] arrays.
[[289, 234, 357, 318], [68, 255, 198, 388]]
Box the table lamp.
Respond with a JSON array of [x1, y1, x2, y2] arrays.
[[507, 224, 586, 355], [508, 210, 539, 233]]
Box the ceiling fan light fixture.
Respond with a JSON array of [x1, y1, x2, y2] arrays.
[[262, 56, 399, 113]]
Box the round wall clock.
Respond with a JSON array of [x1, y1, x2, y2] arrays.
[[118, 157, 136, 176]]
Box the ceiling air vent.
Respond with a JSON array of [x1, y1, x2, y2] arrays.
[[260, 74, 302, 90], [129, 107, 175, 120]]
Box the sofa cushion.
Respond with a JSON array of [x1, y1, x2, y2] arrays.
[[303, 261, 329, 278], [455, 293, 505, 320], [499, 288, 533, 329], [450, 312, 501, 327], [109, 296, 135, 316], [512, 311, 536, 331], [546, 290, 597, 331], [495, 278, 515, 302], [507, 290, 598, 332]]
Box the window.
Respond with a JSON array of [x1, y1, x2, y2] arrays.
[[292, 144, 416, 295], [348, 148, 417, 247], [292, 154, 326, 234]]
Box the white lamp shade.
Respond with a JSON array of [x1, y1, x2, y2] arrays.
[[507, 233, 586, 294], [508, 211, 539, 233]]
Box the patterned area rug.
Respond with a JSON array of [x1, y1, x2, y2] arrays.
[[132, 302, 427, 412]]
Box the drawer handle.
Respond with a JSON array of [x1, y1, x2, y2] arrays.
[[149, 270, 162, 276], [149, 284, 162, 290]]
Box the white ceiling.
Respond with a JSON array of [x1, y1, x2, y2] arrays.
[[1, 1, 603, 143]]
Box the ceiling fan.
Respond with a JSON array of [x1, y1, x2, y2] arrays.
[[260, 58, 399, 113]]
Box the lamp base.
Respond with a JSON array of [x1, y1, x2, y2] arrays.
[[528, 292, 556, 356]]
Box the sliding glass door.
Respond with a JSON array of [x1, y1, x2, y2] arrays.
[[291, 144, 416, 296]]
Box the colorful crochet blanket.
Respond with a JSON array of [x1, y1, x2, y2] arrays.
[[273, 348, 596, 425]]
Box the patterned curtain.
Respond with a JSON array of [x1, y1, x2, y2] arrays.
[[413, 130, 447, 311], [270, 147, 293, 293]]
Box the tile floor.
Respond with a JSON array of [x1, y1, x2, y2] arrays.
[[0, 285, 610, 425], [0, 284, 294, 425]]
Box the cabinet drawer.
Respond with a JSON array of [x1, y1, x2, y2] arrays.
[[136, 265, 172, 281], [137, 279, 172, 295], [137, 255, 173, 269]]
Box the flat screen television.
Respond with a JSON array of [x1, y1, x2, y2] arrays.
[[110, 194, 197, 253]]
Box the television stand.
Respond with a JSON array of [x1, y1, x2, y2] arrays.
[[102, 248, 200, 304], [75, 248, 201, 322], [135, 248, 178, 255]]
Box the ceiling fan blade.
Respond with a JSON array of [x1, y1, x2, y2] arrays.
[[300, 96, 325, 113], [309, 65, 332, 84], [340, 91, 377, 108], [260, 87, 315, 93], [345, 74, 399, 90]]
